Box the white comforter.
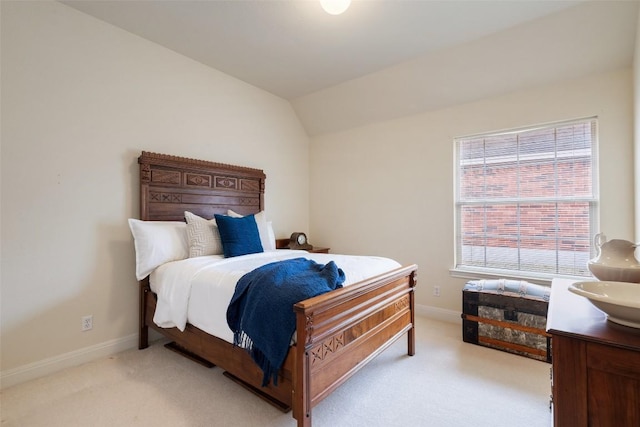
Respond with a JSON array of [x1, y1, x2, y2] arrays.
[[149, 250, 401, 343]]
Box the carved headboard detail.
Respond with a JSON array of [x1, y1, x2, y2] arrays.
[[138, 151, 266, 221]]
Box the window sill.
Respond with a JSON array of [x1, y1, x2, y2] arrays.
[[449, 267, 589, 287]]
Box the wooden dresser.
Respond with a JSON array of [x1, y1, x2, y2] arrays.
[[547, 279, 640, 426]]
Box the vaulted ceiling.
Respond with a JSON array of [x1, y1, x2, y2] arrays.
[[62, 1, 639, 135]]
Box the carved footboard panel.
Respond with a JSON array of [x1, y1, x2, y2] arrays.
[[292, 264, 418, 426]]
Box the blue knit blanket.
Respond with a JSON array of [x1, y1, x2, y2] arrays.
[[226, 257, 345, 386]]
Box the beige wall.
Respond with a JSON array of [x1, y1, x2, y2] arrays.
[[310, 68, 634, 316], [635, 7, 640, 244], [0, 1, 310, 378]]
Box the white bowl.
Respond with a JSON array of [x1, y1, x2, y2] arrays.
[[569, 281, 640, 328], [587, 262, 640, 283]]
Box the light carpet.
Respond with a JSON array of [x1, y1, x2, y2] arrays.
[[1, 317, 552, 427]]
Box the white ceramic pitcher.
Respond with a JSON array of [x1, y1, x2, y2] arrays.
[[588, 233, 640, 282]]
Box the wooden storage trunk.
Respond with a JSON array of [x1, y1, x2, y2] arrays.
[[462, 279, 551, 362]]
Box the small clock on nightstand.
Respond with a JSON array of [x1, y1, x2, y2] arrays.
[[277, 233, 330, 253], [288, 232, 312, 250]]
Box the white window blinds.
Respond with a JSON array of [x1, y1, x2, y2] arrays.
[[454, 117, 598, 279]]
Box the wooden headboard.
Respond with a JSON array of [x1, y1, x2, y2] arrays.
[[138, 151, 266, 221]]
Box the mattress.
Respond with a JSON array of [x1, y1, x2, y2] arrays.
[[150, 250, 402, 343]]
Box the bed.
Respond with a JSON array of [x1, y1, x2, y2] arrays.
[[134, 151, 418, 427]]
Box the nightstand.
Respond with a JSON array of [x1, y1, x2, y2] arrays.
[[275, 239, 330, 253], [308, 247, 330, 254]]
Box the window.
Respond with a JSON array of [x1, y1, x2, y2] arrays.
[[454, 118, 598, 280]]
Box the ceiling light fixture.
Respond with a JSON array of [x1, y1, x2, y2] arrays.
[[320, 0, 351, 15]]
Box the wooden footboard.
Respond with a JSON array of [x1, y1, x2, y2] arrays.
[[293, 264, 417, 426], [139, 264, 417, 427]]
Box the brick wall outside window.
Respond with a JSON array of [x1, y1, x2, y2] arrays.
[[455, 118, 597, 278]]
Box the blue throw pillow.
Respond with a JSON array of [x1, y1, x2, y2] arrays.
[[214, 214, 264, 258]]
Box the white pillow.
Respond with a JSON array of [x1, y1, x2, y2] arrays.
[[266, 221, 275, 250], [128, 219, 189, 281], [227, 210, 276, 251], [184, 211, 223, 257]]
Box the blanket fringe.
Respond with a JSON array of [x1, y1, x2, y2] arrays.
[[234, 331, 278, 386]]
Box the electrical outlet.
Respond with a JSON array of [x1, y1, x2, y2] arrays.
[[82, 315, 93, 331], [433, 286, 441, 297]]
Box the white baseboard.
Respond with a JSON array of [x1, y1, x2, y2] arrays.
[[416, 304, 461, 325], [2, 308, 457, 390], [1, 333, 139, 390]]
